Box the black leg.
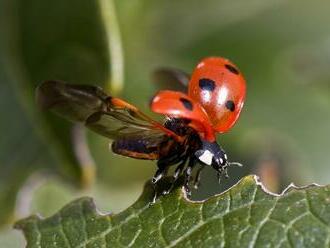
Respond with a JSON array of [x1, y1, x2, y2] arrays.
[[223, 165, 229, 178], [152, 161, 168, 184], [184, 157, 197, 196], [162, 156, 188, 195], [153, 150, 187, 185], [173, 156, 188, 180], [217, 172, 222, 184], [151, 153, 187, 200], [150, 161, 168, 203], [193, 165, 205, 189], [151, 187, 158, 205]]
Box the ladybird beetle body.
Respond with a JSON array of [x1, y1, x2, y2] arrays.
[[188, 57, 246, 133], [37, 56, 246, 201]]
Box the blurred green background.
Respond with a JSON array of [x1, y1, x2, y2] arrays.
[[1, 0, 330, 246]]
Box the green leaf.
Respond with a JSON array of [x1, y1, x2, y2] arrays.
[[0, 0, 111, 182], [15, 175, 330, 247], [0, 0, 118, 225]]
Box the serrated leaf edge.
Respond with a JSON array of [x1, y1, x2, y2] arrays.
[[14, 174, 326, 228]]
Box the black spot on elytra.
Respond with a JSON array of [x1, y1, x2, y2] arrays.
[[199, 78, 216, 91], [225, 100, 235, 112], [180, 98, 193, 111], [225, 64, 239, 75]]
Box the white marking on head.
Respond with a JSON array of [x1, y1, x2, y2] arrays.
[[219, 158, 223, 165], [198, 150, 213, 165], [224, 153, 227, 160]]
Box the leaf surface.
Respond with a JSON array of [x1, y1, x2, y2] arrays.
[[15, 175, 330, 247]]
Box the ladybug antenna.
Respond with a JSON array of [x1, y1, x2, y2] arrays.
[[228, 162, 243, 167]]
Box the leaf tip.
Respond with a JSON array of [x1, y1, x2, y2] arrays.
[[13, 214, 41, 231]]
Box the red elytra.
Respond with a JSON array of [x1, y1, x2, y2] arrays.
[[151, 90, 215, 142], [151, 57, 246, 142], [188, 57, 246, 133]]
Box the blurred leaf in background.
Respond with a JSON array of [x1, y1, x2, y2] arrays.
[[0, 0, 111, 225], [1, 0, 330, 247]]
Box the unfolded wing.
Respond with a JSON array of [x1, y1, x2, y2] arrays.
[[152, 67, 190, 92], [36, 80, 181, 160], [36, 80, 109, 122]]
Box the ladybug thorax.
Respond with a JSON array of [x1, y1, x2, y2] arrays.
[[188, 57, 246, 133]]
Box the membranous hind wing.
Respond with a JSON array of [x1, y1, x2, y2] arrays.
[[36, 80, 109, 122], [86, 110, 166, 160], [36, 80, 181, 160], [152, 67, 190, 93]]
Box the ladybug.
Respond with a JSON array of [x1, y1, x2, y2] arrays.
[[36, 57, 246, 199]]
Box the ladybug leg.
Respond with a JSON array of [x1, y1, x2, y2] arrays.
[[151, 189, 158, 205], [152, 155, 184, 200], [163, 155, 188, 195], [223, 167, 229, 179], [215, 164, 230, 186], [150, 161, 169, 203], [152, 169, 164, 184], [152, 161, 169, 184], [217, 172, 222, 184], [183, 157, 197, 196], [216, 168, 229, 185], [151, 152, 189, 200], [193, 164, 205, 189], [173, 156, 188, 180], [151, 174, 167, 205]]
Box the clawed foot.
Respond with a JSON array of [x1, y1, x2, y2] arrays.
[[152, 169, 165, 184], [193, 181, 200, 190], [184, 185, 192, 196], [193, 165, 204, 189], [216, 166, 230, 185], [151, 158, 204, 203], [150, 175, 174, 204]]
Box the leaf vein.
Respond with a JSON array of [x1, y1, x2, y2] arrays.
[[248, 197, 278, 248], [158, 203, 168, 246], [33, 218, 42, 248], [58, 211, 72, 248], [305, 191, 330, 230], [79, 201, 88, 242], [167, 197, 266, 247], [127, 229, 142, 247], [77, 204, 150, 248]]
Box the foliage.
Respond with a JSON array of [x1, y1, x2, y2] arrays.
[[15, 176, 330, 247], [0, 0, 111, 225]]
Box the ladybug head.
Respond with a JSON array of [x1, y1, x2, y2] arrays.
[[194, 140, 242, 173], [195, 140, 227, 170]]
